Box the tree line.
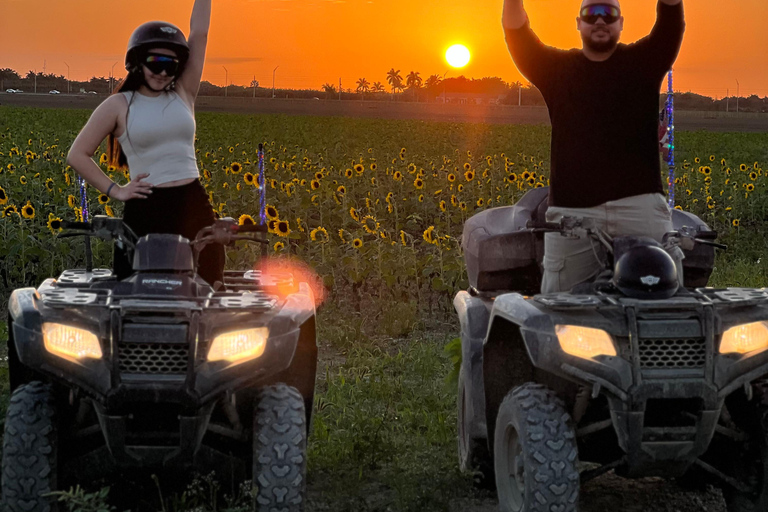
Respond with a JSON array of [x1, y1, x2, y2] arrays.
[[1, 67, 767, 112]]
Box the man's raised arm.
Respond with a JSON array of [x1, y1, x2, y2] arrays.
[[502, 0, 527, 30]]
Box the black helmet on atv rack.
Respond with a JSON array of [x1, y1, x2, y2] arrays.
[[612, 245, 679, 300], [125, 21, 190, 75]]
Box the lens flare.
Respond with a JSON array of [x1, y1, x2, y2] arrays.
[[256, 257, 326, 307]]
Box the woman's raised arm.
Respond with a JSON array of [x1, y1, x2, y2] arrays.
[[177, 0, 212, 102]]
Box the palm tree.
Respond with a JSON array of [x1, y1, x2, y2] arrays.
[[322, 82, 336, 100], [386, 68, 403, 100], [356, 77, 370, 100], [371, 81, 385, 94], [425, 74, 441, 89], [405, 71, 422, 101]]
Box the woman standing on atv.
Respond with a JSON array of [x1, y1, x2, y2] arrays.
[[66, 0, 224, 286]]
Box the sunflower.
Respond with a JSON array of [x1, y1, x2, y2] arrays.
[[477, 198, 484, 207], [459, 201, 467, 211], [750, 172, 758, 181], [99, 153, 108, 165], [407, 163, 417, 174], [370, 177, 377, 186], [439, 200, 447, 212], [423, 226, 435, 244], [21, 201, 35, 219], [755, 162, 760, 170], [535, 182, 545, 188], [19, 176, 27, 185], [393, 171, 403, 181], [310, 227, 329, 243], [239, 214, 256, 226], [345, 168, 354, 178], [276, 220, 291, 237], [267, 219, 278, 233], [458, 184, 464, 193], [746, 184, 755, 192], [400, 230, 407, 246], [701, 166, 712, 176], [102, 205, 114, 217], [228, 147, 234, 154], [45, 178, 54, 192], [370, 163, 378, 171], [337, 185, 346, 195], [244, 172, 255, 185], [98, 194, 110, 205], [270, 179, 277, 189], [694, 157, 701, 164], [0, 187, 7, 205], [418, 194, 424, 202], [47, 214, 63, 234], [414, 178, 424, 189], [352, 238, 363, 249], [7, 163, 15, 172], [362, 215, 379, 234], [733, 219, 740, 227], [464, 170, 475, 182], [740, 164, 748, 172], [447, 173, 456, 183], [273, 241, 285, 252], [349, 207, 360, 222], [450, 195, 458, 207], [709, 155, 715, 162], [3, 204, 19, 217], [507, 173, 517, 183], [353, 163, 365, 174], [266, 205, 279, 220]]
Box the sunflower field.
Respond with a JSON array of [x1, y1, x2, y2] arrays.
[[1, 106, 768, 314]]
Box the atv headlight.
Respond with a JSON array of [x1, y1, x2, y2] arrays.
[[208, 327, 269, 364], [42, 323, 102, 360], [556, 325, 617, 359], [720, 321, 768, 355]]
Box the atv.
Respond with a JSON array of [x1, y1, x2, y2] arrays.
[[455, 187, 768, 512], [3, 215, 318, 512]]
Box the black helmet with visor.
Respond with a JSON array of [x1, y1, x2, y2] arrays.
[[125, 21, 190, 77]]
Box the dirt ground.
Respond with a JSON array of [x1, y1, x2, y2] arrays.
[[451, 474, 726, 512], [3, 92, 768, 133]]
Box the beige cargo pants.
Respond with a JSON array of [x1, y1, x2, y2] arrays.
[[541, 193, 685, 294]]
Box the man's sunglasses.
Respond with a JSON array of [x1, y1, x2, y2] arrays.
[[580, 4, 621, 25], [143, 54, 180, 76]]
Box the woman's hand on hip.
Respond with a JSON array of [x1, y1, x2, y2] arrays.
[[113, 174, 153, 201]]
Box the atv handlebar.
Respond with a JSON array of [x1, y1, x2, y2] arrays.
[[526, 218, 728, 252]]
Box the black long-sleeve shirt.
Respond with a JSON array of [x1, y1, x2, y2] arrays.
[[505, 2, 685, 207]]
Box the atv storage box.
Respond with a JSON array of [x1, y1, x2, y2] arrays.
[[462, 188, 715, 294]]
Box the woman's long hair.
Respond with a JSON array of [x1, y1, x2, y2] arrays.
[[107, 71, 144, 169]]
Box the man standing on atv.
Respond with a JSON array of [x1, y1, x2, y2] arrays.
[[503, 0, 685, 293]]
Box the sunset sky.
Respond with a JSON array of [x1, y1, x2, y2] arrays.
[[2, 0, 767, 97]]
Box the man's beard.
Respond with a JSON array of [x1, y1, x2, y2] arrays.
[[582, 31, 619, 53]]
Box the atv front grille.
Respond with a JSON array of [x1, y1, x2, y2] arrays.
[[638, 338, 707, 369], [119, 343, 189, 375]]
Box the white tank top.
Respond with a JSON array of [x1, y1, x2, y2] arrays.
[[117, 91, 200, 186]]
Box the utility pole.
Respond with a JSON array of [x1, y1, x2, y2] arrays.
[[518, 86, 522, 106], [726, 88, 729, 113], [736, 79, 740, 114], [223, 66, 228, 97], [34, 69, 37, 94], [339, 78, 342, 101], [110, 61, 118, 94], [253, 74, 257, 98], [272, 65, 279, 98]]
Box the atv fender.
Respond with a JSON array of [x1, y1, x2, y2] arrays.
[[482, 293, 541, 451], [8, 289, 45, 391], [454, 291, 492, 443]]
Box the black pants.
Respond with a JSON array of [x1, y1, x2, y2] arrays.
[[114, 180, 225, 285]]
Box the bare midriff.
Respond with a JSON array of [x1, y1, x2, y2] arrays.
[[155, 177, 197, 188]]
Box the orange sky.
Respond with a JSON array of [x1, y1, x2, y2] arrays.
[[1, 0, 767, 97]]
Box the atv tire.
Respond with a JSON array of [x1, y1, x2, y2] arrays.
[[2, 381, 58, 512], [252, 384, 307, 512], [723, 404, 768, 512], [494, 383, 579, 512], [458, 366, 493, 486]]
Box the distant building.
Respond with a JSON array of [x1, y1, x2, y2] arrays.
[[437, 92, 506, 105]]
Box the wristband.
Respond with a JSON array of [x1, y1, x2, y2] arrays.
[[106, 182, 117, 198]]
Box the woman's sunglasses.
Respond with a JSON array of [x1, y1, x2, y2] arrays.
[[143, 54, 180, 76], [580, 4, 621, 25]]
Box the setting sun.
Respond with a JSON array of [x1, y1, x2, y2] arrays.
[[445, 44, 471, 69]]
